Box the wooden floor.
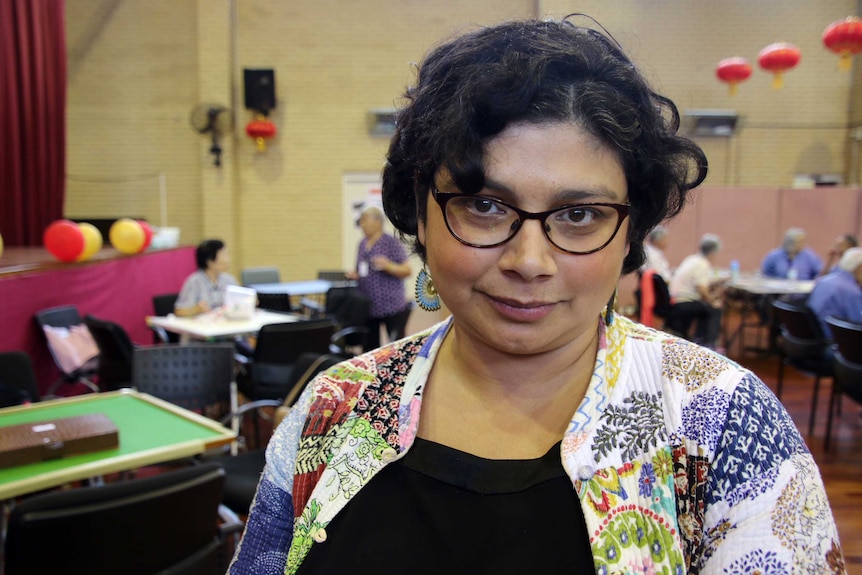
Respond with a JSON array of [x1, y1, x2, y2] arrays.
[[727, 325, 862, 573]]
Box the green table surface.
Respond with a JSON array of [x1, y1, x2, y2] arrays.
[[0, 389, 235, 499]]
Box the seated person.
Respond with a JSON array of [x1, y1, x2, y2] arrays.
[[761, 227, 823, 280], [174, 239, 238, 317], [821, 233, 858, 276], [640, 225, 672, 281], [669, 234, 724, 349], [807, 247, 862, 338]]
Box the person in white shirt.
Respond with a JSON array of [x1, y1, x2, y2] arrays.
[[641, 225, 672, 281], [669, 233, 724, 349]]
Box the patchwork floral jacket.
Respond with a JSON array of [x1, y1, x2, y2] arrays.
[[230, 316, 846, 575]]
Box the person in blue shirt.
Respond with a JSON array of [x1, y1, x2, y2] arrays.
[[761, 227, 823, 280], [807, 247, 862, 338], [820, 233, 858, 276]]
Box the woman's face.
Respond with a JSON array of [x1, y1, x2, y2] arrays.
[[419, 121, 629, 356], [209, 247, 231, 273]]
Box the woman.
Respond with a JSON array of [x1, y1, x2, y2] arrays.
[[347, 205, 412, 348], [668, 233, 725, 348], [174, 239, 237, 317], [230, 18, 844, 574]]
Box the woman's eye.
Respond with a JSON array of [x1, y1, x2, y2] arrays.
[[561, 207, 598, 225], [466, 198, 504, 215]]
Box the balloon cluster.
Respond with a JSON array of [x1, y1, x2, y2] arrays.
[[43, 218, 153, 262]]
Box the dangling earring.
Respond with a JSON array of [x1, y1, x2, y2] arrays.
[[604, 289, 618, 326], [415, 267, 441, 312]]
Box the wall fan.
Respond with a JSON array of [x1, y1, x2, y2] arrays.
[[190, 104, 231, 166]]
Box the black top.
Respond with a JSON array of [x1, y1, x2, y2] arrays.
[[297, 437, 594, 574]]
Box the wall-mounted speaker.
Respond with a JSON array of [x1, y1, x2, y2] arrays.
[[683, 109, 739, 137], [244, 69, 276, 114], [367, 108, 397, 137]]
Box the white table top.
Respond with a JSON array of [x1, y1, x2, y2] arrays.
[[726, 275, 815, 296], [146, 308, 300, 339], [248, 279, 356, 295]]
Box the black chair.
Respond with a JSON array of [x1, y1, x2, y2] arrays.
[[241, 266, 280, 286], [212, 351, 346, 516], [151, 293, 180, 343], [0, 351, 40, 407], [34, 305, 100, 396], [772, 299, 833, 436], [237, 318, 337, 402], [257, 292, 296, 313], [317, 270, 348, 282], [634, 271, 694, 338], [236, 319, 337, 445], [325, 286, 371, 355], [133, 343, 236, 424], [4, 463, 241, 575], [84, 314, 135, 391], [824, 316, 862, 450]]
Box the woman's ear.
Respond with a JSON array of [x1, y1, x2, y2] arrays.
[[417, 217, 426, 248]]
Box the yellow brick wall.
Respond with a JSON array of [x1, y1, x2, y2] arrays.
[[64, 0, 858, 278]]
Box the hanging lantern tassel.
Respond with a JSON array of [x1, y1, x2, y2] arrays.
[[758, 42, 801, 90], [823, 17, 862, 71], [716, 57, 752, 96], [246, 116, 277, 151]]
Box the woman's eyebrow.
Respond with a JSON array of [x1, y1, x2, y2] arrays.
[[483, 178, 624, 203]]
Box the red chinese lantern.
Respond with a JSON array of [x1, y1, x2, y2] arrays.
[[758, 42, 801, 89], [716, 57, 752, 96], [823, 17, 862, 71], [246, 117, 277, 151]]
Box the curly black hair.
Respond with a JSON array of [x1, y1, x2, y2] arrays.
[[382, 17, 707, 274], [195, 239, 225, 270]]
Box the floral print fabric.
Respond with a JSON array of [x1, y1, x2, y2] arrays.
[[229, 316, 845, 575]]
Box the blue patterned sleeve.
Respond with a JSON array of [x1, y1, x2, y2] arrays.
[[696, 373, 844, 573], [228, 387, 315, 574]]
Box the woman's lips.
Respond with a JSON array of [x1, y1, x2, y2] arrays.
[[486, 294, 557, 322]]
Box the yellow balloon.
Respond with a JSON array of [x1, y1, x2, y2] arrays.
[[109, 218, 145, 255], [76, 223, 103, 261], [0, 232, 3, 259]]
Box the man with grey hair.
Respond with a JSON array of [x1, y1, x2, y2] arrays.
[[669, 233, 724, 349], [807, 246, 862, 338], [761, 227, 823, 280], [641, 225, 672, 281]]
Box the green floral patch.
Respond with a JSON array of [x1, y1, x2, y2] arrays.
[[594, 391, 667, 463], [287, 499, 323, 574], [593, 506, 685, 575]]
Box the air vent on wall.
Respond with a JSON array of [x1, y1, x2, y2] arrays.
[[367, 108, 397, 137], [683, 109, 739, 137]]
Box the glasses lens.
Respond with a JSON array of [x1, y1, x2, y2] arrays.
[[545, 204, 624, 253], [445, 196, 519, 246], [444, 195, 624, 253]]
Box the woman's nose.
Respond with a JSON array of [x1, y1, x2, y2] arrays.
[[497, 219, 558, 279]]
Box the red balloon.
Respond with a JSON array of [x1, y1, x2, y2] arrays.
[[138, 220, 154, 252], [44, 220, 86, 262]]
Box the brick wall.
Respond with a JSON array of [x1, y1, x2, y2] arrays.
[[64, 0, 858, 278]]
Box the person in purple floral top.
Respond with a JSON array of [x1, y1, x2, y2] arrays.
[[347, 206, 412, 348]]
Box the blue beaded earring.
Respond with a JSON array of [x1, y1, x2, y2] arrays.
[[415, 267, 441, 312], [604, 289, 617, 326]]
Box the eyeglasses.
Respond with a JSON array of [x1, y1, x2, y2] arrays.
[[432, 189, 630, 255]]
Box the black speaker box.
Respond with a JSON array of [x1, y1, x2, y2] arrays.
[[244, 69, 276, 114]]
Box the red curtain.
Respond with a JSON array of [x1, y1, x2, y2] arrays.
[[0, 0, 67, 246]]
